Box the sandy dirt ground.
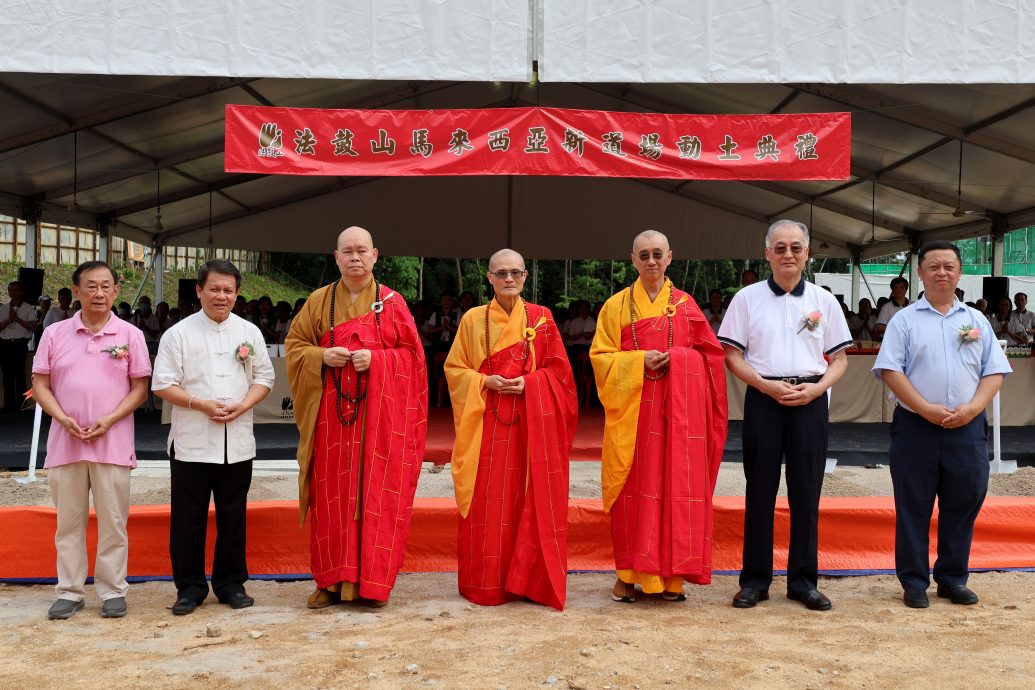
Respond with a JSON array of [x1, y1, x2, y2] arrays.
[[2, 464, 1033, 689], [0, 573, 1033, 690]]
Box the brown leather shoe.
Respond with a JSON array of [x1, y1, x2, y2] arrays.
[[306, 587, 340, 609]]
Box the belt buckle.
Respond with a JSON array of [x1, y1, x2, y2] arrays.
[[782, 376, 800, 385]]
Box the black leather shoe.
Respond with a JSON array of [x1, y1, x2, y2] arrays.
[[936, 584, 978, 605], [787, 589, 832, 611], [903, 588, 930, 608], [171, 598, 200, 616], [222, 592, 255, 610], [732, 587, 769, 608]]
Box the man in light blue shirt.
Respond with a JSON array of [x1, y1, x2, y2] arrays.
[[873, 241, 1011, 609]]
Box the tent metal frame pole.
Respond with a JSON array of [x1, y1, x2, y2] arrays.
[[129, 244, 160, 309], [850, 254, 861, 309], [857, 264, 878, 305], [153, 246, 165, 304]]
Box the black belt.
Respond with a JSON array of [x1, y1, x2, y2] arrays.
[[762, 375, 823, 385]]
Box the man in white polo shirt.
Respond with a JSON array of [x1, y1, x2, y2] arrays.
[[718, 219, 852, 611]]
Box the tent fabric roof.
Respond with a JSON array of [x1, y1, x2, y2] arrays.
[[6, 1, 1032, 84], [2, 74, 1034, 260]]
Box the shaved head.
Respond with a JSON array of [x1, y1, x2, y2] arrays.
[[488, 248, 525, 272], [337, 225, 373, 250], [632, 229, 669, 252], [334, 225, 378, 284]]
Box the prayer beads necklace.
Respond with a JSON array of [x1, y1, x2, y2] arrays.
[[327, 279, 381, 425], [484, 300, 531, 425], [628, 282, 674, 381]]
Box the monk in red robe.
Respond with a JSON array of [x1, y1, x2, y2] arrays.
[[590, 230, 728, 603], [285, 226, 427, 608], [444, 249, 577, 610]]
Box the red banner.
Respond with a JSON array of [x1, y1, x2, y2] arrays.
[[225, 105, 850, 180]]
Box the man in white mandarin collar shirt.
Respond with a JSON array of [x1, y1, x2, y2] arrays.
[[153, 260, 274, 616]]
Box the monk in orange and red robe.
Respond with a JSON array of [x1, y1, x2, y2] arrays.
[[590, 230, 728, 603], [444, 249, 577, 610], [285, 226, 427, 608]]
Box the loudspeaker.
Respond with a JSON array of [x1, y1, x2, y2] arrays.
[[178, 278, 198, 307], [982, 276, 1010, 308], [17, 267, 44, 306]]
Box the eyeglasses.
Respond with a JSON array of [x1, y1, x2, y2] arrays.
[[768, 244, 806, 255], [491, 270, 526, 280]]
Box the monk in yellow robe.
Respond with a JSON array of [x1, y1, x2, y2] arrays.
[[445, 249, 578, 610], [590, 230, 728, 603], [285, 226, 427, 608]]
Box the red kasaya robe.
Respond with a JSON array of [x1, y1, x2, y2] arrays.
[[591, 279, 728, 591], [288, 281, 427, 603], [445, 299, 577, 610]]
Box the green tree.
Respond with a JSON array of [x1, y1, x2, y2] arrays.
[[373, 256, 421, 302]]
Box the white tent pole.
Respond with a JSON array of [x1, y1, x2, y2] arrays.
[[990, 339, 1016, 475], [16, 404, 43, 484]]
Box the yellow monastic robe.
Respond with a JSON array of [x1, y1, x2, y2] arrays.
[[591, 277, 684, 594], [284, 279, 377, 523], [444, 298, 534, 517]]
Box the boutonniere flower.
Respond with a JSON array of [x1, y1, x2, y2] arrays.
[[797, 310, 822, 334], [236, 341, 256, 364], [101, 344, 130, 359], [958, 325, 981, 349]]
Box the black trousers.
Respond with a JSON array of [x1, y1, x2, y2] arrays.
[[889, 407, 988, 590], [0, 338, 28, 413], [740, 386, 828, 594], [169, 453, 252, 602]]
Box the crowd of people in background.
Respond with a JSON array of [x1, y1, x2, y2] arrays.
[[823, 280, 1035, 347]]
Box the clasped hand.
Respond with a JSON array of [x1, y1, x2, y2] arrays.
[[765, 380, 823, 407], [60, 414, 115, 442], [323, 347, 372, 372], [922, 403, 977, 429], [484, 375, 525, 394], [643, 350, 670, 371], [188, 398, 246, 423]]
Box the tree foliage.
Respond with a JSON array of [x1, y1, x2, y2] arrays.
[[270, 252, 860, 308]]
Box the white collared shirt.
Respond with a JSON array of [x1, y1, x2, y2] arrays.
[[1009, 309, 1035, 343], [152, 311, 275, 464], [718, 277, 853, 377], [0, 301, 36, 340], [876, 300, 909, 326], [873, 296, 1012, 410], [42, 307, 74, 330]]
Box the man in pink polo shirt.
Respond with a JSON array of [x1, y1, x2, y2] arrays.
[[31, 261, 150, 620]]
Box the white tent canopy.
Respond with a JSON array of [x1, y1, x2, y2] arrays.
[[5, 1, 1032, 84], [2, 1, 1035, 261]]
